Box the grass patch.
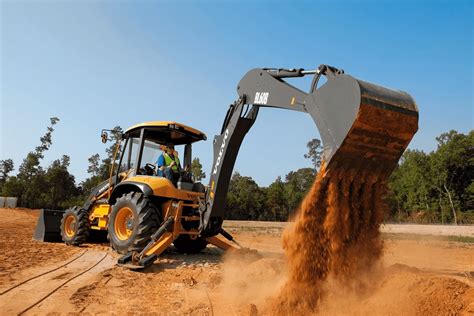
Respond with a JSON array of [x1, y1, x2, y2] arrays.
[[382, 233, 474, 244], [444, 235, 474, 243]]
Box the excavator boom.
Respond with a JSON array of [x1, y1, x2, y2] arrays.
[[200, 64, 418, 235]]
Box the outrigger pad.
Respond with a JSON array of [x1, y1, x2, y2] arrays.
[[139, 254, 158, 268], [117, 253, 133, 265], [117, 253, 157, 270], [33, 209, 65, 242]]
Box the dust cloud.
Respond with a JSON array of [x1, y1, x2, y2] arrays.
[[221, 253, 286, 309]]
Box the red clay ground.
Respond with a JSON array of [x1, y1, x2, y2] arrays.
[[0, 208, 472, 315]]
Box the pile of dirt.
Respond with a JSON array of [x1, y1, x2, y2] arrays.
[[315, 264, 473, 316], [220, 247, 474, 315], [274, 164, 387, 313]]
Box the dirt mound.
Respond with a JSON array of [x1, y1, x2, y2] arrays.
[[218, 248, 473, 315], [315, 266, 471, 315], [409, 276, 469, 315]]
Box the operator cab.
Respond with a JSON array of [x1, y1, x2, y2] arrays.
[[114, 121, 207, 191]]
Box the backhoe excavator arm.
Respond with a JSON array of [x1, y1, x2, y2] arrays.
[[199, 65, 339, 235], [199, 64, 418, 236]]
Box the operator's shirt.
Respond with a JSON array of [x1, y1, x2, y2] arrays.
[[157, 154, 179, 170]]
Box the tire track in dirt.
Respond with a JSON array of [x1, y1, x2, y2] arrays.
[[0, 250, 114, 315], [0, 208, 83, 286], [0, 250, 88, 295]]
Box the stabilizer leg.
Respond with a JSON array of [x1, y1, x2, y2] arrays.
[[205, 228, 244, 251], [118, 216, 176, 270], [205, 236, 238, 251]]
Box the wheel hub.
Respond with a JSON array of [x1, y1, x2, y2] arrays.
[[64, 215, 76, 238], [115, 207, 134, 241], [126, 218, 133, 230]]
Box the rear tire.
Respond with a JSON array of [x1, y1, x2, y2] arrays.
[[108, 192, 160, 254], [173, 235, 208, 254], [60, 206, 90, 246]]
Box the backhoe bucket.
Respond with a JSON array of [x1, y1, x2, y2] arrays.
[[306, 74, 418, 176], [33, 209, 65, 242]]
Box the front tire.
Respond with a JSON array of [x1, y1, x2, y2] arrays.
[[108, 192, 160, 254], [60, 206, 90, 245]]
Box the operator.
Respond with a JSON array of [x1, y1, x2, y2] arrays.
[[156, 143, 181, 183]]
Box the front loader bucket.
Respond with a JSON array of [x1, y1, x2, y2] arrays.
[[306, 74, 418, 176], [33, 209, 65, 242]]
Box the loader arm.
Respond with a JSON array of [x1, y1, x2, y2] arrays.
[[199, 64, 418, 236]]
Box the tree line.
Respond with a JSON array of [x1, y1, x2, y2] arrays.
[[223, 130, 473, 224], [0, 118, 81, 209], [0, 119, 122, 209], [387, 130, 473, 224], [0, 118, 472, 224]]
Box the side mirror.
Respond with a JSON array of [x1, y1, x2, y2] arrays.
[[101, 131, 108, 143]]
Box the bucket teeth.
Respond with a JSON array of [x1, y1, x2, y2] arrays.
[[117, 253, 133, 265]]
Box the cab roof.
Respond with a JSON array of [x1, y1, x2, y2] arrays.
[[125, 121, 207, 145]]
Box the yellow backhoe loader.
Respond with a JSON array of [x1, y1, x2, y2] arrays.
[[34, 64, 418, 269]]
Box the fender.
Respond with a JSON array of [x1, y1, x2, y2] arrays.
[[109, 181, 153, 205]]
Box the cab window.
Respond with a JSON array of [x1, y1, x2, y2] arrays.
[[119, 137, 139, 172], [140, 139, 162, 170]]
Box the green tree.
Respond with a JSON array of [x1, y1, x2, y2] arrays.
[[226, 172, 265, 220], [466, 182, 474, 212], [1, 176, 23, 198], [0, 159, 14, 183], [34, 117, 60, 157], [16, 117, 60, 207], [81, 153, 104, 196], [87, 153, 100, 177], [191, 158, 206, 182], [81, 126, 123, 196], [387, 130, 473, 224], [225, 167, 317, 222], [284, 167, 316, 215], [99, 126, 123, 179], [265, 176, 288, 221], [388, 150, 436, 222], [430, 130, 473, 224], [44, 155, 80, 208], [304, 138, 323, 170], [0, 159, 14, 193]]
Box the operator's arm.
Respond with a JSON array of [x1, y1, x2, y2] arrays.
[[157, 154, 166, 171]]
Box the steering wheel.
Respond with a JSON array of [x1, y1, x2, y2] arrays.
[[143, 163, 156, 176]]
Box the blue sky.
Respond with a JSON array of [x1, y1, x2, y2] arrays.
[[1, 0, 473, 186]]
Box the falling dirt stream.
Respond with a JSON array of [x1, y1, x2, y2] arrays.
[[275, 164, 387, 314]]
